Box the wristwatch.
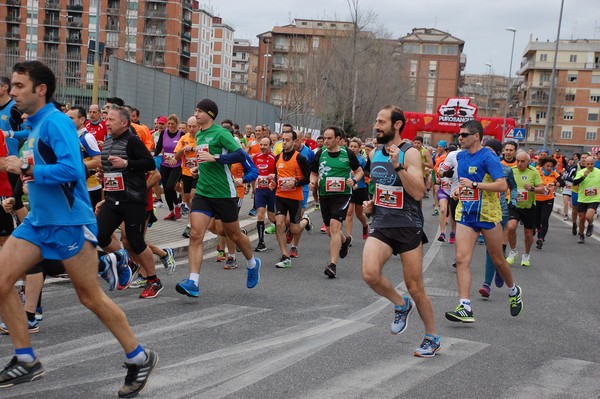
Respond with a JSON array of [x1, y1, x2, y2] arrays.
[[21, 162, 31, 176], [394, 164, 404, 172], [472, 182, 478, 189]]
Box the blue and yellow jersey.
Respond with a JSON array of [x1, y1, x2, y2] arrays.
[[455, 148, 504, 223]]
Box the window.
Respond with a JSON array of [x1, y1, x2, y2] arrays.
[[589, 113, 599, 122], [423, 44, 438, 54], [535, 111, 546, 120], [441, 45, 458, 55], [563, 112, 574, 120], [403, 44, 420, 54], [591, 95, 600, 103], [593, 75, 600, 84], [565, 93, 575, 101], [313, 37, 319, 48], [586, 131, 597, 141], [567, 74, 578, 83], [540, 53, 547, 61], [561, 130, 572, 139], [569, 54, 577, 62]]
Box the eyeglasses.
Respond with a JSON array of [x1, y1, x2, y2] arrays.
[[459, 132, 476, 138]]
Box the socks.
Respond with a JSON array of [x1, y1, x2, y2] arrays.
[[394, 296, 410, 312], [257, 221, 265, 242], [125, 344, 147, 365], [508, 285, 518, 296], [247, 257, 257, 269], [424, 333, 440, 343], [502, 244, 507, 256], [189, 273, 200, 285], [146, 275, 157, 282], [26, 311, 36, 323], [460, 298, 471, 311], [15, 347, 35, 363]]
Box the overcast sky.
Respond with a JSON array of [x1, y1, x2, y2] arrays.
[[203, 0, 598, 77]]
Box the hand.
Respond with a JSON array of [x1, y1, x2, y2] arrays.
[[363, 200, 374, 214], [197, 150, 215, 163], [190, 166, 198, 177], [94, 200, 105, 215], [183, 145, 193, 152], [5, 156, 23, 174], [387, 144, 400, 167], [268, 180, 276, 191], [347, 178, 355, 188], [459, 177, 473, 188], [523, 183, 532, 191], [107, 155, 127, 169], [234, 177, 243, 186], [2, 197, 15, 213]]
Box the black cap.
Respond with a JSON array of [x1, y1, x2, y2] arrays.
[[486, 139, 503, 156], [196, 99, 218, 120]]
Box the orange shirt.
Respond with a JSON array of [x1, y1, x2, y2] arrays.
[[131, 123, 154, 151], [275, 151, 304, 201], [174, 133, 197, 177], [536, 170, 561, 201], [231, 162, 245, 199]]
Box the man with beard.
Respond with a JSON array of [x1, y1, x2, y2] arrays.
[[361, 105, 440, 357], [501, 141, 518, 168]]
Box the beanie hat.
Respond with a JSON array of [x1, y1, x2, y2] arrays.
[[486, 139, 502, 156], [196, 99, 218, 120], [437, 140, 447, 149]]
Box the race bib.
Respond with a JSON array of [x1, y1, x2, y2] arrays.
[[441, 180, 451, 191], [278, 177, 295, 191], [163, 152, 176, 163], [584, 188, 598, 197], [458, 187, 480, 202], [565, 181, 573, 189], [325, 177, 345, 192], [516, 190, 529, 202], [185, 156, 197, 169], [196, 144, 209, 163], [22, 150, 35, 183], [257, 176, 270, 189], [104, 172, 125, 191], [374, 184, 404, 209]]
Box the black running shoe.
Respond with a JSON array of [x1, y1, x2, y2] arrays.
[[586, 224, 594, 237], [254, 242, 267, 252], [0, 356, 45, 388], [324, 263, 336, 278], [509, 285, 523, 317], [572, 223, 577, 236], [118, 350, 158, 398], [535, 239, 543, 250], [445, 304, 474, 323], [339, 235, 352, 259]]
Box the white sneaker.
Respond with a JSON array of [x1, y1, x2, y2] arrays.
[[506, 249, 518, 265], [521, 253, 531, 267]]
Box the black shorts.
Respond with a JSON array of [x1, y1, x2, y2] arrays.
[[191, 194, 239, 223], [577, 202, 599, 213], [320, 195, 351, 226], [97, 201, 148, 254], [370, 227, 428, 255], [275, 196, 303, 224], [350, 187, 369, 205], [449, 197, 458, 220], [0, 200, 15, 237], [508, 206, 536, 229], [182, 175, 198, 193], [27, 259, 65, 276], [146, 209, 157, 225]]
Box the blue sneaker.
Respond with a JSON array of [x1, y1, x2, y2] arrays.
[[390, 296, 413, 335], [35, 306, 43, 322], [176, 278, 199, 298], [115, 250, 133, 290], [246, 258, 261, 289], [248, 208, 257, 216], [0, 319, 40, 335], [99, 253, 118, 291], [477, 235, 485, 245], [414, 334, 441, 358], [160, 248, 176, 275], [494, 271, 504, 288]]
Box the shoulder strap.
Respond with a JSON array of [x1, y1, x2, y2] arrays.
[[398, 142, 413, 166]]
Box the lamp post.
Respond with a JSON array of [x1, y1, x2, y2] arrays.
[[92, 0, 101, 105], [502, 27, 517, 139], [543, 0, 565, 149], [484, 63, 492, 116], [261, 52, 271, 103]]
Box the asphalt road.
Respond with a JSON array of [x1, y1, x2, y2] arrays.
[[1, 196, 599, 399]]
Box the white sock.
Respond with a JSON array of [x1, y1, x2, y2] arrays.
[[459, 298, 471, 311], [247, 257, 256, 269], [189, 273, 200, 285], [508, 285, 518, 296]]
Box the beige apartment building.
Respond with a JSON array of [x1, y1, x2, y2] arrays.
[[232, 39, 258, 98], [518, 39, 600, 151]]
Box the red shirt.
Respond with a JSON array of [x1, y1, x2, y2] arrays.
[[253, 152, 276, 190], [304, 138, 317, 151], [0, 134, 12, 196], [85, 119, 107, 145]]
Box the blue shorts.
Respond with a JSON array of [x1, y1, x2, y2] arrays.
[[571, 192, 579, 206], [154, 156, 162, 172], [255, 189, 275, 212], [302, 189, 309, 209], [13, 218, 98, 261], [457, 220, 497, 233]]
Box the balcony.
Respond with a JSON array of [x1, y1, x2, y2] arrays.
[[526, 97, 550, 107], [182, 0, 192, 9], [107, 7, 120, 16], [43, 34, 60, 43], [179, 65, 190, 73], [45, 1, 60, 10], [144, 28, 164, 36], [181, 32, 191, 42], [143, 60, 165, 68], [271, 63, 288, 70], [66, 36, 82, 45], [144, 44, 165, 51], [6, 14, 21, 23], [182, 19, 192, 28], [7, 0, 21, 5], [6, 32, 21, 40], [272, 44, 290, 52], [181, 49, 191, 58], [43, 18, 61, 27], [271, 80, 287, 88], [106, 23, 120, 32], [67, 4, 83, 12], [68, 19, 83, 28], [146, 10, 167, 19]]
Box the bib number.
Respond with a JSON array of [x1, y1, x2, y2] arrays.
[[325, 177, 345, 192], [374, 184, 404, 209], [196, 144, 209, 163], [22, 150, 35, 183], [458, 186, 480, 201], [584, 188, 598, 197], [516, 190, 529, 203], [185, 156, 198, 169], [163, 152, 176, 163], [278, 177, 295, 191], [104, 172, 125, 191], [257, 176, 270, 189]]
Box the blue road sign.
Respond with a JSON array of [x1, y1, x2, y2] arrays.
[[513, 128, 526, 140]]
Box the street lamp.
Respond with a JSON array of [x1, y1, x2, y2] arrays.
[[543, 0, 565, 149], [261, 53, 271, 102], [485, 63, 492, 116], [502, 27, 517, 138]]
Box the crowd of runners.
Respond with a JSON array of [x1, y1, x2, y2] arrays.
[[0, 61, 598, 396]]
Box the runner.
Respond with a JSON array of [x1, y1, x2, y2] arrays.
[[505, 150, 544, 267], [0, 61, 157, 396], [573, 155, 600, 243], [345, 138, 369, 240], [154, 114, 183, 220], [534, 156, 563, 249], [252, 137, 276, 252], [174, 116, 199, 238], [176, 99, 261, 297], [361, 105, 440, 357], [445, 120, 523, 323]]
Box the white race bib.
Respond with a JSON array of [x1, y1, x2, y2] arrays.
[[325, 177, 345, 192], [104, 172, 125, 191], [374, 184, 404, 209]]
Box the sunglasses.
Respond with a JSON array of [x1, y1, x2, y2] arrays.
[[459, 132, 476, 138]]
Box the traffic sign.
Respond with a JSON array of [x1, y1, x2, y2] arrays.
[[505, 128, 514, 138], [513, 128, 526, 140]]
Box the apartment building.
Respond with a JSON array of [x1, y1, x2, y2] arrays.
[[190, 7, 213, 85], [459, 73, 520, 119], [395, 28, 466, 114], [232, 39, 258, 98], [256, 19, 356, 107], [209, 16, 234, 91], [518, 39, 600, 151]]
